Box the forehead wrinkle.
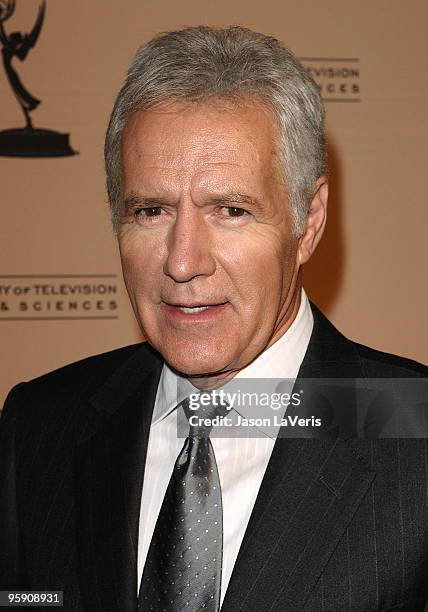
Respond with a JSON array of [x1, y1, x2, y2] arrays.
[[130, 150, 230, 179], [125, 115, 268, 181], [131, 121, 253, 163]]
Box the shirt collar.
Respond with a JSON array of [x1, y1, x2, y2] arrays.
[[151, 288, 313, 433]]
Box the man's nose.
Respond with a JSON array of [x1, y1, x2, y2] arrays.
[[163, 209, 216, 282]]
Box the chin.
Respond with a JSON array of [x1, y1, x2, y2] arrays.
[[165, 354, 225, 377], [160, 343, 234, 378], [144, 323, 241, 377]]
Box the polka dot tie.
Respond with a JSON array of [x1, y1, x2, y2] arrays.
[[138, 398, 227, 612]]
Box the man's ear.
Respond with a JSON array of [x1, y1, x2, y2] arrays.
[[297, 177, 328, 265]]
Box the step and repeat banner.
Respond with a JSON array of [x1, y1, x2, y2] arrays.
[[1, 0, 427, 403]]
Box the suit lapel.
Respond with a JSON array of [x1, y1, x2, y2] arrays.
[[221, 438, 375, 611], [221, 304, 376, 611], [74, 345, 163, 612]]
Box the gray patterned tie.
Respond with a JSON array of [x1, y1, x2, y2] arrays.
[[138, 397, 227, 612]]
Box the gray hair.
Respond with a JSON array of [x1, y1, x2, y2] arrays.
[[105, 25, 326, 235]]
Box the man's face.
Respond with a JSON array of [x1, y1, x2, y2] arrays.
[[119, 99, 303, 382]]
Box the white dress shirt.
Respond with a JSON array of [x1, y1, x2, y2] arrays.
[[137, 289, 314, 604]]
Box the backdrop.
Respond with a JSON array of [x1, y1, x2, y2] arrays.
[[1, 0, 427, 404]]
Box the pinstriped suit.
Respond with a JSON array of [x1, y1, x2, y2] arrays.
[[1, 305, 427, 611]]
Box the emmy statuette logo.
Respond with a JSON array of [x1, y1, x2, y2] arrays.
[[0, 0, 75, 157]]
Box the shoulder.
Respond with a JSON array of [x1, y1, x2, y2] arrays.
[[1, 342, 161, 424], [351, 341, 427, 378], [11, 342, 152, 394], [308, 301, 427, 378]]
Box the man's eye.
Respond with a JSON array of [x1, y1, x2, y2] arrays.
[[220, 206, 247, 218], [134, 207, 162, 220]]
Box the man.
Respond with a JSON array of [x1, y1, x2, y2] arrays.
[[0, 26, 427, 611]]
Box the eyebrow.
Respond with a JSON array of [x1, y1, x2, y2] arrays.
[[207, 193, 262, 208], [123, 191, 264, 213], [123, 192, 174, 212]]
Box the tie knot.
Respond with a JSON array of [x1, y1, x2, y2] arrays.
[[182, 395, 229, 437]]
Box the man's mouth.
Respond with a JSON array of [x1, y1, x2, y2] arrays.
[[178, 305, 210, 314], [161, 301, 228, 319]]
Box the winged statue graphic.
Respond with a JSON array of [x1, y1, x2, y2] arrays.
[[0, 0, 75, 157], [0, 0, 46, 129]]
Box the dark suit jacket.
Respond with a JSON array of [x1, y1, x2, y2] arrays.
[[1, 305, 427, 611]]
